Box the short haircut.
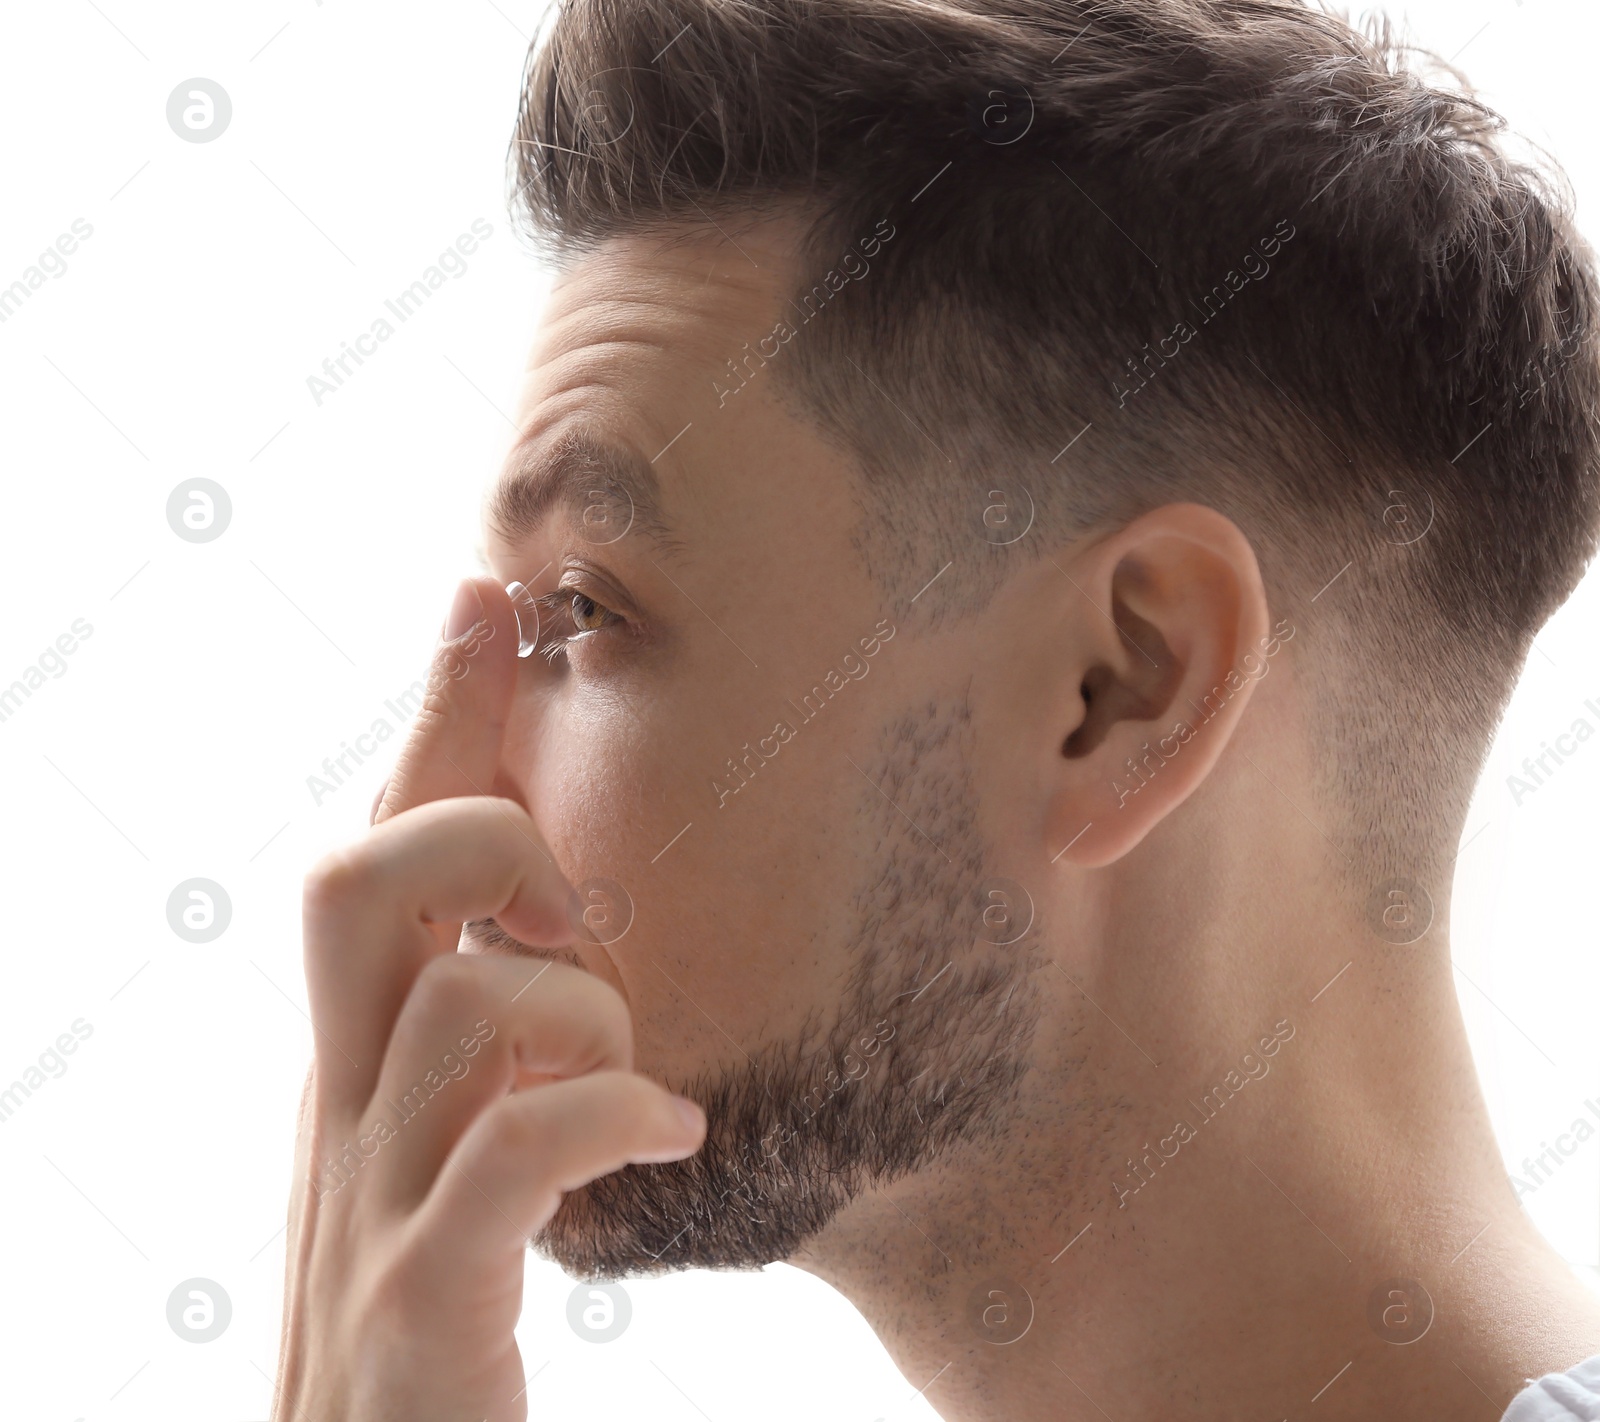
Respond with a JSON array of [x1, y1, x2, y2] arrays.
[[508, 0, 1600, 894]]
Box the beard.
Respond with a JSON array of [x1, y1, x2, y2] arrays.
[[532, 696, 1043, 1280]]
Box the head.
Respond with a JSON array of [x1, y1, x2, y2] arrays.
[[473, 0, 1600, 1278]]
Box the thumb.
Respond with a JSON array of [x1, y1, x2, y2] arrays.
[[374, 576, 519, 824]]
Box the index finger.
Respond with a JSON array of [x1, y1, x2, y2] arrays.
[[373, 576, 520, 826], [303, 795, 574, 1119]]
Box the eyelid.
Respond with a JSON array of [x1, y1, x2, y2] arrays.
[[532, 587, 576, 618], [530, 585, 623, 663], [532, 584, 622, 621]]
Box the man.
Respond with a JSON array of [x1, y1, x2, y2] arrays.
[[269, 1, 1600, 1418]]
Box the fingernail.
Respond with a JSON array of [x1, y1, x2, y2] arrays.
[[442, 579, 482, 641], [673, 1094, 706, 1135]]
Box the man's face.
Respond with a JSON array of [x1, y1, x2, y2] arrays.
[[478, 217, 1044, 1276]]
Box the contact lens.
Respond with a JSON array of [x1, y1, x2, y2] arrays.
[[506, 581, 540, 657]]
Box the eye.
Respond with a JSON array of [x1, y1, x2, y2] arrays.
[[569, 592, 612, 633], [534, 586, 623, 662]]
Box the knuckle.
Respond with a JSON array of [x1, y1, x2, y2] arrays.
[[512, 966, 633, 1068], [409, 954, 487, 1025], [465, 793, 534, 837], [302, 845, 382, 920], [480, 1092, 545, 1160], [416, 674, 455, 723]]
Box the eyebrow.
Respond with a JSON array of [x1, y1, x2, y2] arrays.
[[485, 426, 678, 556]]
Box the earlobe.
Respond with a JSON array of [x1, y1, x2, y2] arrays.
[[1044, 504, 1272, 868]]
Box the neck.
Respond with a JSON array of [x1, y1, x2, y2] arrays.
[[789, 901, 1600, 1420]]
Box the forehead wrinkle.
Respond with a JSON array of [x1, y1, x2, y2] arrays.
[[546, 277, 774, 329], [536, 292, 776, 377], [543, 239, 793, 360], [492, 221, 801, 568]]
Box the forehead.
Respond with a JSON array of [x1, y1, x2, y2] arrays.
[[484, 215, 818, 560], [520, 218, 802, 443]]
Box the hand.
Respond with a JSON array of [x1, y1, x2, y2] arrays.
[[269, 577, 707, 1422]]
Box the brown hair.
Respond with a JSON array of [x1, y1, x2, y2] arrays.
[[509, 0, 1600, 891]]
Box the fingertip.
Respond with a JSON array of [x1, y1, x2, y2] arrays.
[[441, 578, 485, 642], [380, 579, 520, 820], [443, 576, 514, 647], [671, 1093, 706, 1139], [623, 1088, 709, 1164]]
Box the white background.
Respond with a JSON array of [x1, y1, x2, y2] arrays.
[[0, 2, 1595, 1418]]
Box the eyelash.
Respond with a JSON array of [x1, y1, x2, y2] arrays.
[[533, 587, 622, 664]]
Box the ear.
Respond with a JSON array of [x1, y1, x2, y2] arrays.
[[1044, 502, 1277, 868]]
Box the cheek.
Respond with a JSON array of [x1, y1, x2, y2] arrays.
[[518, 673, 759, 965], [506, 648, 905, 1066], [518, 679, 863, 1017], [527, 683, 665, 873]]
